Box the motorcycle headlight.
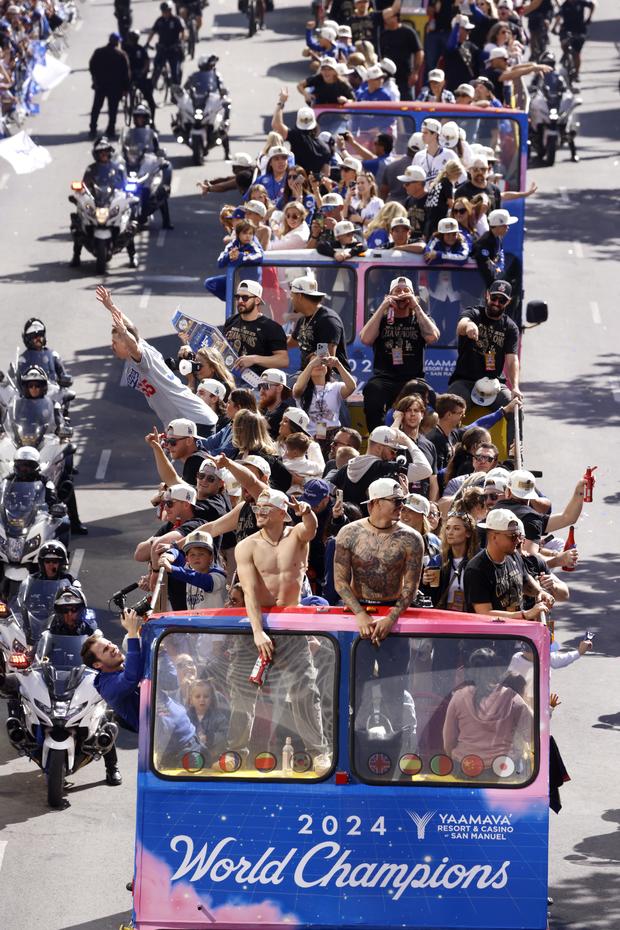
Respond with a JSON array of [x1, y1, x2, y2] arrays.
[[125, 181, 138, 193], [549, 108, 558, 119], [85, 203, 95, 216], [53, 702, 69, 717], [35, 698, 52, 714], [24, 534, 41, 555], [194, 109, 204, 120], [7, 537, 24, 561], [95, 207, 109, 224], [67, 700, 88, 720]]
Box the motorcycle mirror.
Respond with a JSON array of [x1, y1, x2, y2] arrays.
[[526, 300, 548, 325]]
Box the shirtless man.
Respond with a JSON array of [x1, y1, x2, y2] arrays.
[[227, 487, 330, 772], [334, 477, 424, 644]]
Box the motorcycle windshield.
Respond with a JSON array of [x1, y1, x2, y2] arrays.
[[6, 396, 55, 447], [0, 480, 44, 534], [39, 633, 87, 671], [124, 129, 150, 166], [19, 578, 69, 646], [93, 181, 116, 207], [187, 71, 218, 105]]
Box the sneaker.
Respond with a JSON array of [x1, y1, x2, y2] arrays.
[[311, 752, 332, 776]]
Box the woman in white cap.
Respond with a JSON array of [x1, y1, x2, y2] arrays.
[[416, 67, 455, 103], [277, 405, 326, 474], [254, 144, 292, 203], [292, 353, 356, 447], [297, 56, 355, 106], [197, 378, 228, 428]]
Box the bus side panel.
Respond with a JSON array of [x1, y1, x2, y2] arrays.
[[134, 780, 548, 930]]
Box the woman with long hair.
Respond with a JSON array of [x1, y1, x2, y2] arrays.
[[450, 196, 476, 247], [178, 345, 236, 396], [202, 388, 257, 456], [292, 354, 356, 445], [365, 200, 408, 248], [423, 157, 464, 239], [276, 165, 316, 216], [230, 409, 291, 491], [344, 171, 384, 230], [431, 511, 479, 610], [443, 426, 492, 487], [268, 201, 310, 250]]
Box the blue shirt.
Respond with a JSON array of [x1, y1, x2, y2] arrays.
[[93, 638, 143, 732]]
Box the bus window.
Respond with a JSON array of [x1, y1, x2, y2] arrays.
[[317, 111, 416, 155], [364, 266, 486, 347], [152, 630, 337, 780], [352, 635, 536, 786], [234, 264, 356, 341], [451, 116, 521, 191]]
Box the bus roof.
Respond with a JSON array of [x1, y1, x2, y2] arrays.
[[315, 101, 527, 118]]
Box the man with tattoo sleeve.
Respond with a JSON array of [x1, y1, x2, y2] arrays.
[[334, 478, 424, 644]]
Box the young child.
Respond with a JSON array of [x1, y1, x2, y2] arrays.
[[282, 432, 318, 496], [159, 530, 227, 609], [204, 220, 263, 301], [186, 678, 230, 764]]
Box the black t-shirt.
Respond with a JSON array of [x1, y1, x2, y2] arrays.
[[346, 10, 383, 46], [424, 176, 455, 239], [152, 15, 184, 47], [304, 74, 355, 105], [371, 312, 425, 380], [236, 499, 258, 543], [223, 313, 287, 375], [263, 397, 297, 440], [464, 549, 528, 612], [443, 40, 480, 89], [195, 491, 235, 554], [426, 425, 454, 473], [558, 0, 593, 33], [490, 498, 549, 543], [332, 457, 401, 514], [409, 433, 437, 499], [286, 128, 331, 175], [379, 24, 422, 80], [455, 180, 502, 212], [292, 305, 349, 369], [450, 306, 519, 384], [526, 0, 554, 28], [404, 193, 427, 238]]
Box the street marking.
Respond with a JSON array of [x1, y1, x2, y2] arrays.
[[171, 174, 181, 196], [69, 548, 85, 578], [0, 841, 6, 873], [590, 301, 601, 325], [156, 229, 166, 248], [0, 174, 9, 190], [558, 186, 569, 203], [141, 274, 200, 283], [573, 240, 584, 258], [610, 380, 620, 404], [139, 287, 152, 309], [95, 449, 112, 480], [75, 19, 83, 31]]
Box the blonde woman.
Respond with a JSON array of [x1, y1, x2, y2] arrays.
[[230, 409, 291, 492], [423, 157, 464, 239], [268, 201, 310, 250], [345, 172, 384, 230], [365, 200, 408, 248]]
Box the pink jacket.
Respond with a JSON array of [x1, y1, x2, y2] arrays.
[[443, 685, 533, 768]]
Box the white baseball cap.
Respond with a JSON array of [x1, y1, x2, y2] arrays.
[[167, 418, 197, 439], [283, 406, 311, 433], [258, 368, 288, 388], [197, 378, 227, 400], [363, 477, 406, 504], [454, 13, 475, 29], [245, 199, 267, 218], [390, 216, 411, 229], [182, 530, 214, 552], [437, 217, 459, 234], [319, 56, 339, 71], [341, 155, 363, 173], [337, 24, 352, 38], [478, 508, 524, 534], [255, 488, 292, 521], [379, 57, 397, 76], [320, 26, 337, 41], [236, 279, 263, 299], [508, 470, 537, 500], [428, 69, 445, 83], [471, 156, 489, 169], [402, 493, 430, 515], [422, 117, 442, 134], [365, 64, 385, 81], [239, 454, 271, 477], [489, 208, 519, 227], [440, 120, 461, 148], [267, 144, 290, 161], [368, 425, 401, 450], [164, 483, 197, 505], [231, 152, 254, 168], [488, 46, 509, 61], [483, 473, 509, 493], [497, 0, 514, 9], [408, 131, 424, 151], [296, 106, 317, 130], [290, 273, 326, 297], [390, 275, 414, 293], [322, 192, 344, 207], [334, 219, 356, 237], [471, 377, 501, 406], [198, 460, 225, 480], [455, 82, 475, 98], [397, 164, 427, 184]]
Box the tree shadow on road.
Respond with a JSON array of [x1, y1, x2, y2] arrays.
[[523, 354, 620, 427], [525, 190, 620, 259]]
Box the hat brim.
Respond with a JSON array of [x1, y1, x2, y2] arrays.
[[183, 540, 214, 551], [361, 493, 406, 505], [470, 390, 498, 407], [290, 287, 326, 298], [508, 487, 534, 500], [397, 174, 425, 183]]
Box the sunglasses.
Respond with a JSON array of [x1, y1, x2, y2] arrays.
[[43, 558, 62, 563], [484, 492, 501, 501], [163, 499, 179, 508], [58, 605, 79, 614], [453, 207, 467, 214], [489, 295, 509, 305], [199, 474, 219, 483], [503, 532, 524, 541], [473, 454, 496, 463], [236, 294, 252, 302], [382, 497, 404, 506], [166, 438, 187, 447], [257, 383, 272, 391]]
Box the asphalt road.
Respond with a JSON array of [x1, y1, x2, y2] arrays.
[[0, 1, 618, 928]]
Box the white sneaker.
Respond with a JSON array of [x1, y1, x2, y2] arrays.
[[312, 752, 332, 776]]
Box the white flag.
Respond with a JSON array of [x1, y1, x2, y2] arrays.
[[0, 131, 52, 174], [32, 55, 71, 92]]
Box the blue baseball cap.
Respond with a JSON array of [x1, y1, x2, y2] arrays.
[[300, 479, 332, 508]]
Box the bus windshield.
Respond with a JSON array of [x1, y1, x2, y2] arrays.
[[232, 264, 356, 340], [353, 635, 537, 787], [152, 630, 337, 780]]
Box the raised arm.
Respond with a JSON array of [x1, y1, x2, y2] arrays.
[[145, 426, 178, 486], [95, 285, 141, 362], [213, 454, 268, 500], [271, 87, 289, 138], [291, 499, 318, 543]]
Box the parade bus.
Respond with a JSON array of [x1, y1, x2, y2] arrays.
[[129, 606, 551, 930]]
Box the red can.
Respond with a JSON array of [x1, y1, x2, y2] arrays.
[[249, 654, 272, 686]]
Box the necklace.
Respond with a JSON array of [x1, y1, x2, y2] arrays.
[[260, 528, 286, 547], [367, 519, 394, 532]]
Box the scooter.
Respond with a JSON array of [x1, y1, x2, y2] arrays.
[[5, 630, 118, 808], [69, 178, 138, 275], [171, 77, 230, 166], [0, 480, 70, 599], [529, 72, 582, 165]]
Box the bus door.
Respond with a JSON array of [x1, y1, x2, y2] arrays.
[[133, 609, 550, 930]]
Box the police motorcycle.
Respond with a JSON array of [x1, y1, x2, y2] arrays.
[[3, 319, 75, 418], [0, 448, 71, 600], [528, 51, 581, 165], [171, 55, 231, 166], [121, 104, 173, 229], [5, 587, 118, 808], [69, 137, 138, 275], [0, 366, 75, 490]]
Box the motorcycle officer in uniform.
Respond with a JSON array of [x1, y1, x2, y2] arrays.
[[122, 29, 157, 122], [122, 103, 174, 229], [2, 447, 72, 548], [17, 320, 74, 390], [147, 1, 186, 88]]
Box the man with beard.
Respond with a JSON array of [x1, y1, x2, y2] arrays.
[[256, 369, 296, 439], [222, 280, 289, 376]]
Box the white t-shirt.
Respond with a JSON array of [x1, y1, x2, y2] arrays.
[[351, 195, 384, 224], [413, 146, 456, 185], [307, 381, 344, 434], [121, 339, 217, 428], [185, 570, 228, 610]]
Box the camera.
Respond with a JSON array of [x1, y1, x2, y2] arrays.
[[110, 583, 152, 617]]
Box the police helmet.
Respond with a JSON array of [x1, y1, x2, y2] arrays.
[[92, 136, 115, 160], [198, 54, 218, 70], [14, 446, 41, 478], [128, 29, 140, 41], [160, 1, 172, 11], [540, 50, 556, 66], [54, 585, 87, 612], [20, 364, 49, 396], [38, 540, 68, 573], [133, 103, 151, 125], [23, 318, 47, 349]]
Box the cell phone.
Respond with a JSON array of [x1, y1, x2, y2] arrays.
[[316, 343, 329, 358], [335, 489, 343, 506], [584, 631, 595, 642], [314, 213, 325, 229]]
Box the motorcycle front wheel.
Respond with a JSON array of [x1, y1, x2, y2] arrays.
[[47, 748, 67, 808], [191, 136, 204, 166], [95, 238, 108, 275]]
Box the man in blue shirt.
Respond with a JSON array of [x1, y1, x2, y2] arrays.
[[81, 609, 144, 735], [356, 63, 393, 102]]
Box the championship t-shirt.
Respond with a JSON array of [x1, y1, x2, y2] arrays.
[[292, 306, 349, 369], [222, 313, 287, 374], [371, 312, 425, 379], [450, 306, 519, 384], [464, 549, 528, 612], [455, 180, 502, 212]]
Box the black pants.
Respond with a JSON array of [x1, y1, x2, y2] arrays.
[[134, 77, 157, 120], [363, 375, 409, 432], [104, 744, 118, 769], [90, 89, 122, 134]]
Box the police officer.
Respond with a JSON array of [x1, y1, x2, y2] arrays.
[[122, 103, 174, 229], [88, 32, 131, 140], [147, 1, 185, 87], [123, 29, 157, 121], [18, 319, 73, 389]]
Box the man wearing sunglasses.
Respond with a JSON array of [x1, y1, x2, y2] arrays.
[[256, 368, 297, 439], [222, 280, 289, 376], [463, 509, 553, 621]]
